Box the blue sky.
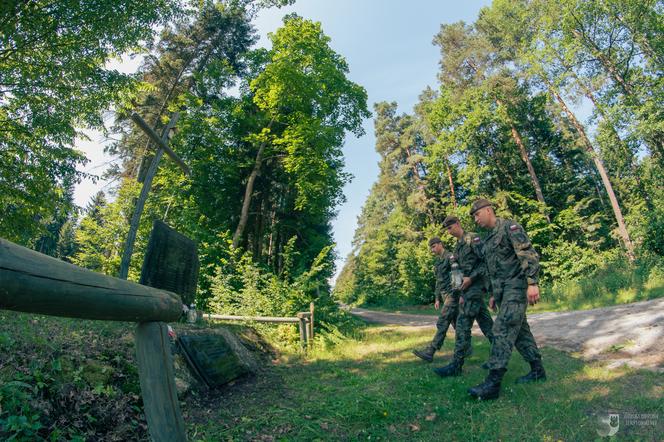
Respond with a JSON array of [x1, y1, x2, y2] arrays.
[[73, 0, 493, 279]]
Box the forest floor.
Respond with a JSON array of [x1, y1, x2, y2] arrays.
[[349, 297, 664, 373], [2, 305, 663, 440], [184, 324, 664, 441]]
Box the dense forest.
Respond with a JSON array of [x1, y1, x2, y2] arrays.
[[1, 0, 662, 320], [335, 0, 664, 306], [1, 0, 367, 332]]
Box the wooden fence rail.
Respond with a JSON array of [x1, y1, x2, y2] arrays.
[[205, 301, 315, 348]]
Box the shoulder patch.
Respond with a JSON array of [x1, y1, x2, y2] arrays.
[[510, 224, 519, 231], [473, 236, 481, 243]]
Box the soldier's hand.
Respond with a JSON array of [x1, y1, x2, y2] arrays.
[[489, 296, 496, 311], [459, 296, 465, 305], [434, 299, 440, 311], [461, 276, 472, 291], [527, 284, 540, 305]]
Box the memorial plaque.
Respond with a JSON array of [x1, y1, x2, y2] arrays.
[[177, 334, 249, 388], [139, 220, 199, 305]]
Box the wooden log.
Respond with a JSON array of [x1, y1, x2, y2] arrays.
[[0, 238, 182, 322], [204, 314, 300, 323], [136, 322, 187, 442]]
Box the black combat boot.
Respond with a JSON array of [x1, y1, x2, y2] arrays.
[[515, 359, 546, 384], [433, 359, 463, 377], [468, 368, 505, 400], [412, 346, 435, 363]]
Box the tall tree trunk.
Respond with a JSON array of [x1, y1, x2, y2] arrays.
[[446, 161, 457, 209], [232, 120, 274, 249], [495, 98, 549, 219], [555, 54, 653, 209], [571, 25, 664, 161], [611, 11, 661, 68], [465, 60, 548, 213], [550, 87, 635, 261], [572, 73, 652, 210], [267, 205, 276, 266]]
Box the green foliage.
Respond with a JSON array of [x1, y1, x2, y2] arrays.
[[72, 181, 149, 279], [338, 0, 664, 309], [542, 257, 664, 310], [0, 0, 179, 245], [0, 313, 149, 441], [540, 240, 621, 282], [209, 240, 359, 345]]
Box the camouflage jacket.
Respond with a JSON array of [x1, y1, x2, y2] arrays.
[[483, 218, 540, 303], [454, 231, 486, 300], [434, 250, 454, 303]]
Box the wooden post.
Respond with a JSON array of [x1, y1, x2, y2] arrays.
[[297, 313, 307, 349], [309, 302, 315, 341], [135, 322, 187, 442]]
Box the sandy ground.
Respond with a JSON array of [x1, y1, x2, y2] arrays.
[[349, 298, 664, 372]]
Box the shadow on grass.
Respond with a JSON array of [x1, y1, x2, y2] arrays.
[[183, 325, 664, 441]]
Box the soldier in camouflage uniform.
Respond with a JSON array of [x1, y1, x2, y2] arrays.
[[412, 237, 459, 363], [433, 215, 494, 377], [467, 198, 546, 400]]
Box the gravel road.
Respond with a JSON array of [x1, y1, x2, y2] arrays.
[[349, 298, 664, 372]]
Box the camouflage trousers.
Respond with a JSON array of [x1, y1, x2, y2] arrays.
[[430, 295, 459, 350], [452, 297, 495, 361], [487, 295, 542, 370]]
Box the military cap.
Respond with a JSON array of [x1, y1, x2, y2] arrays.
[[470, 198, 492, 215], [442, 215, 460, 228], [428, 237, 442, 247]]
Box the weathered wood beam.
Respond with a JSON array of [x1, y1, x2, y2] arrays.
[[0, 238, 182, 322], [130, 112, 190, 176], [136, 322, 187, 442], [204, 313, 300, 323]]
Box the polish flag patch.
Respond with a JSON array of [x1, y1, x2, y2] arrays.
[[473, 237, 481, 243], [510, 224, 519, 231]]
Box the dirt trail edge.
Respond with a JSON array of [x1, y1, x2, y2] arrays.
[[348, 298, 664, 372]]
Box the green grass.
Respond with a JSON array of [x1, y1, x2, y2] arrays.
[[185, 325, 664, 441], [2, 311, 662, 441], [530, 261, 664, 313]]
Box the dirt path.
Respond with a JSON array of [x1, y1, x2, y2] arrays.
[[349, 298, 664, 372]]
